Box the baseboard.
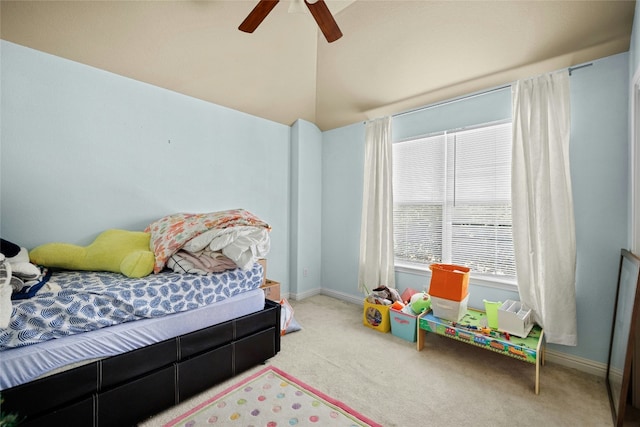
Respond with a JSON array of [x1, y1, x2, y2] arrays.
[[540, 349, 607, 378], [319, 288, 364, 305], [287, 287, 322, 301], [288, 287, 364, 305]]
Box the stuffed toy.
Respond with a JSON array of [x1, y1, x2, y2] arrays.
[[29, 229, 155, 278], [410, 292, 432, 314], [366, 285, 402, 305]]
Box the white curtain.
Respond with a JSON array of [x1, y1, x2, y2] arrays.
[[511, 70, 577, 345], [358, 116, 395, 294]]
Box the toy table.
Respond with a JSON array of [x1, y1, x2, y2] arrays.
[[416, 308, 545, 394]]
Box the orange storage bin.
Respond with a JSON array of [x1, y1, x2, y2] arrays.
[[428, 264, 470, 301]]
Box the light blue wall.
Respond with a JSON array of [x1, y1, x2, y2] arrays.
[[631, 2, 639, 255], [392, 86, 512, 140], [290, 119, 322, 297], [568, 52, 629, 362], [631, 2, 640, 75], [0, 41, 291, 288], [321, 122, 365, 300], [320, 53, 630, 364]]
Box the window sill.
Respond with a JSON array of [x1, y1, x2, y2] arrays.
[[394, 264, 518, 292]]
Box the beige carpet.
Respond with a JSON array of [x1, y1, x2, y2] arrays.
[[141, 294, 615, 427]]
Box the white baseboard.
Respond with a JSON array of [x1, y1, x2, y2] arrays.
[[288, 287, 364, 305], [287, 287, 322, 301], [544, 349, 608, 378], [319, 288, 364, 305]]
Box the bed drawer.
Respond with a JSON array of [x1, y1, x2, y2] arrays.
[[234, 327, 277, 374], [234, 300, 280, 341], [1, 361, 97, 421], [97, 365, 175, 427], [100, 338, 177, 389], [177, 343, 233, 401], [18, 395, 95, 427], [180, 321, 233, 359]]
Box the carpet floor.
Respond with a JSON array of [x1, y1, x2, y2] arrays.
[[141, 294, 618, 427]]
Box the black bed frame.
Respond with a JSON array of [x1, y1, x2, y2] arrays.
[[1, 299, 281, 427]]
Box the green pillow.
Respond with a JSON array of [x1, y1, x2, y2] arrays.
[[30, 229, 155, 278]]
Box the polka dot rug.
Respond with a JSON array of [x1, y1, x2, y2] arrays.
[[163, 366, 381, 427]]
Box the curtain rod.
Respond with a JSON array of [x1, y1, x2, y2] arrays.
[[568, 63, 593, 75], [392, 62, 593, 119]]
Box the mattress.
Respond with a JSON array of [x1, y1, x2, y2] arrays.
[[0, 287, 265, 390], [1, 263, 264, 350]]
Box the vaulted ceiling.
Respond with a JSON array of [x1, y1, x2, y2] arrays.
[[1, 0, 635, 130]]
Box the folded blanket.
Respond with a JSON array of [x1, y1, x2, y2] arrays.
[[146, 209, 271, 274], [168, 249, 237, 275], [181, 226, 270, 270]]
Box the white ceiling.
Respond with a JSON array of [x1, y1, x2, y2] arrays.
[[1, 0, 636, 131]]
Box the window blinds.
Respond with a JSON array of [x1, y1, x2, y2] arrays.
[[393, 134, 445, 264], [393, 121, 515, 278]]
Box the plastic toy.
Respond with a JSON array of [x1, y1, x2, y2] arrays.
[[483, 299, 501, 329], [391, 301, 405, 310]]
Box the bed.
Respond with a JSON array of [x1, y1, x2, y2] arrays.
[[0, 210, 281, 426]]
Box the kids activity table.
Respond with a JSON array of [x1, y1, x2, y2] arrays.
[[416, 308, 545, 394]]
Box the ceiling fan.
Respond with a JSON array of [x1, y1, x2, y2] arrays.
[[239, 0, 343, 43]]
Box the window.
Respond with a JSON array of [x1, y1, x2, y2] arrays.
[[393, 121, 515, 282]]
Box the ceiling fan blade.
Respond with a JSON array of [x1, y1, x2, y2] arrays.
[[239, 0, 280, 33], [304, 0, 343, 43]]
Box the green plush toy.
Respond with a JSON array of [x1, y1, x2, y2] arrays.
[[29, 229, 155, 278], [410, 292, 432, 314]]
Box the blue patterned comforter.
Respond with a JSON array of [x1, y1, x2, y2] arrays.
[[0, 263, 264, 350]]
